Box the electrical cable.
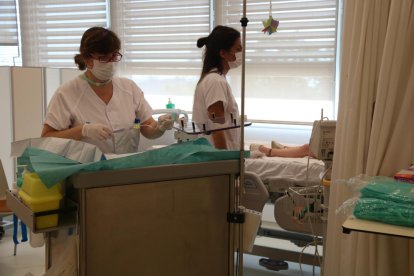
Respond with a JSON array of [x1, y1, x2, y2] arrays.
[[298, 241, 314, 276], [298, 115, 333, 275]]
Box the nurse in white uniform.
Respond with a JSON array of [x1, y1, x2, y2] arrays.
[[192, 25, 242, 150], [41, 27, 173, 154]]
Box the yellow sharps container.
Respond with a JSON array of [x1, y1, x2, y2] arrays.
[[18, 172, 63, 229]]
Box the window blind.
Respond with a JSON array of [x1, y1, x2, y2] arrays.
[[0, 0, 18, 45], [220, 0, 338, 122], [221, 0, 337, 64], [111, 0, 211, 72], [14, 0, 339, 122], [19, 0, 108, 67]]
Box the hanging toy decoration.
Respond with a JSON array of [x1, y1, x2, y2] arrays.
[[262, 0, 279, 35]]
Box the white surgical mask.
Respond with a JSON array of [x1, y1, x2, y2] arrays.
[[228, 52, 242, 69], [90, 60, 117, 81]]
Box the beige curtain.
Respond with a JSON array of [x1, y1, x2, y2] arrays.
[[324, 0, 414, 275]]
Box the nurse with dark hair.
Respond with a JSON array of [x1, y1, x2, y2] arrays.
[[192, 25, 242, 150], [193, 25, 314, 158]]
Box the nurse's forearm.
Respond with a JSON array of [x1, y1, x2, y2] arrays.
[[140, 118, 164, 139], [41, 124, 84, 140], [141, 127, 164, 139], [212, 131, 227, 149]]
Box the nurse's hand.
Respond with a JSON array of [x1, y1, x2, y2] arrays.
[[82, 123, 113, 140], [157, 114, 174, 132]]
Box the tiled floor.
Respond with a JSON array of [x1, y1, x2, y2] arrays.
[[0, 235, 320, 276], [1, 203, 321, 276], [0, 227, 45, 276]]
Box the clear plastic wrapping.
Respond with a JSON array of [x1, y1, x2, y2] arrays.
[[335, 175, 371, 217], [337, 175, 414, 227]]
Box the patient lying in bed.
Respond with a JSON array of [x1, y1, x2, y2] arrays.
[[249, 140, 315, 158], [245, 154, 324, 186], [246, 140, 325, 187]]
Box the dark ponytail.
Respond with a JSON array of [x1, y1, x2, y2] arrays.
[[197, 25, 240, 83], [197, 37, 209, 48]]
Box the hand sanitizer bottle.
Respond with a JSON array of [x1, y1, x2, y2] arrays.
[[166, 98, 177, 121], [166, 98, 175, 109]]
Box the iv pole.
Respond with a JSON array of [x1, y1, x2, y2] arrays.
[[239, 1, 248, 187], [237, 0, 248, 275]]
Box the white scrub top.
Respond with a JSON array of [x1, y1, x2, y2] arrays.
[[45, 76, 153, 154], [192, 71, 240, 150]]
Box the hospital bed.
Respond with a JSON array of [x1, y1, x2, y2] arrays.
[[243, 158, 326, 266], [243, 119, 336, 266], [245, 155, 326, 233], [245, 156, 325, 198]]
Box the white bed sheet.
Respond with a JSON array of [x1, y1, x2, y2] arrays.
[[245, 156, 325, 185]]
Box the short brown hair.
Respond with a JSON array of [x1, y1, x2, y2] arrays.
[[74, 27, 121, 70]]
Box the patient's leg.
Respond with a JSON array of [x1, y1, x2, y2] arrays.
[[258, 144, 315, 158], [271, 140, 287, 149]]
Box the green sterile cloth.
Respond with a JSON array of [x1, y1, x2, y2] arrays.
[[353, 197, 414, 227], [351, 177, 414, 227], [359, 177, 414, 205], [17, 138, 249, 188], [17, 147, 81, 188]]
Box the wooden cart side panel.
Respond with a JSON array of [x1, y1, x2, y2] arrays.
[[81, 175, 232, 276]]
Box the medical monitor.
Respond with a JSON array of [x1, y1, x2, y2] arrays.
[[309, 120, 336, 161]]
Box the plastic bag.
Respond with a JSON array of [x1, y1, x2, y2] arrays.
[[336, 175, 414, 227]]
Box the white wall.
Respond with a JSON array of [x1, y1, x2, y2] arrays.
[[0, 67, 13, 187], [45, 68, 60, 104], [12, 67, 44, 141]]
